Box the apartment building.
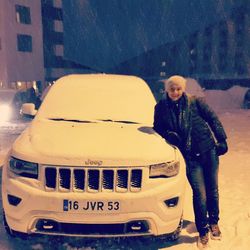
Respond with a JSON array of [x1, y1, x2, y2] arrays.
[[113, 1, 250, 89], [0, 0, 44, 91], [41, 0, 92, 83], [0, 0, 90, 94], [1, 1, 249, 93], [183, 4, 250, 89]]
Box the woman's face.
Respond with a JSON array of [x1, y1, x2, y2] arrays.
[[167, 84, 184, 101]]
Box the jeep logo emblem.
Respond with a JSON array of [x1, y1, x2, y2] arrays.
[[85, 159, 103, 166]]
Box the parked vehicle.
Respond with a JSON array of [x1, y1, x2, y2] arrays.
[[2, 74, 186, 240], [0, 87, 40, 122]]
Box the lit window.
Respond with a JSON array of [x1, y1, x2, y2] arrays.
[[53, 20, 63, 32], [161, 61, 166, 67], [15, 5, 31, 24], [17, 34, 32, 52], [17, 82, 22, 88], [53, 0, 62, 8]]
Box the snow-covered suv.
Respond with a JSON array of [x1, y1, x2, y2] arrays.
[[2, 74, 186, 239]]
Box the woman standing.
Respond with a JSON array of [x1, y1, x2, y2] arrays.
[[153, 75, 228, 249]]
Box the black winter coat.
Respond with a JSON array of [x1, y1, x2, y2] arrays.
[[153, 93, 227, 159]]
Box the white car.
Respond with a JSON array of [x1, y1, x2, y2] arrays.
[[2, 74, 186, 240]]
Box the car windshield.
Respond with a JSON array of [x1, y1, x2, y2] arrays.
[[36, 75, 156, 125]]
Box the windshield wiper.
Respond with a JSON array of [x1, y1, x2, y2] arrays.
[[49, 118, 139, 124], [49, 118, 96, 123], [98, 119, 139, 124]]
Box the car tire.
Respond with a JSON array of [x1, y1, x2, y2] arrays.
[[2, 210, 28, 239], [156, 217, 183, 242], [168, 218, 183, 241]]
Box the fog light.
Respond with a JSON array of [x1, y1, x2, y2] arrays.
[[127, 220, 149, 233], [7, 194, 22, 206], [164, 197, 179, 207], [36, 219, 58, 231]]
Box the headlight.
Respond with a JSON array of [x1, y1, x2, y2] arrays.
[[149, 161, 180, 178], [0, 104, 12, 122], [9, 157, 38, 179]]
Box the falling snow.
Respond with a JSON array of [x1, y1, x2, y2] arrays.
[[0, 87, 249, 250]]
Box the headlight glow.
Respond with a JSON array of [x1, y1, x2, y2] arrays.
[[0, 104, 12, 122], [149, 161, 180, 178], [9, 157, 38, 179]]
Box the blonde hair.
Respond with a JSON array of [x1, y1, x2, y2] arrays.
[[164, 75, 186, 91]]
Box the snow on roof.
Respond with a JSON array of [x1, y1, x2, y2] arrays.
[[205, 85, 249, 111], [185, 78, 205, 97], [37, 74, 156, 125]]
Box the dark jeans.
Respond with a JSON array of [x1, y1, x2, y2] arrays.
[[186, 148, 219, 236]]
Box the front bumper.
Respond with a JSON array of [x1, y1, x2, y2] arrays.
[[2, 165, 186, 237]]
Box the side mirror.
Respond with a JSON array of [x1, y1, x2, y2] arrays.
[[21, 103, 37, 117]]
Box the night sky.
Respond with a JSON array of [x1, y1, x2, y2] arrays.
[[63, 0, 233, 71]]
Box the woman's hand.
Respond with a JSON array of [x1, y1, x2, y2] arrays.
[[167, 131, 181, 147], [216, 140, 228, 156]]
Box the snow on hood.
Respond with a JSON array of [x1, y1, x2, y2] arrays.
[[11, 119, 176, 166]]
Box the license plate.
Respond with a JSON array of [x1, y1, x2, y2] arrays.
[[63, 199, 121, 212]]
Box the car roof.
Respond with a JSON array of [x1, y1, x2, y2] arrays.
[[55, 73, 151, 88]]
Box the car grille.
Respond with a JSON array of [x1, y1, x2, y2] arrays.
[[35, 219, 150, 236], [43, 166, 143, 193]]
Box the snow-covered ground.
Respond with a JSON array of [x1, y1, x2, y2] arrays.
[[0, 86, 249, 250], [175, 108, 250, 250]]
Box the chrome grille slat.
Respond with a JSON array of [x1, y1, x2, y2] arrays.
[[59, 169, 71, 190], [131, 169, 142, 188], [102, 170, 114, 191], [99, 170, 102, 192], [88, 169, 99, 192], [117, 169, 128, 190], [45, 167, 57, 189], [130, 169, 143, 192], [73, 169, 85, 191], [44, 167, 142, 192]]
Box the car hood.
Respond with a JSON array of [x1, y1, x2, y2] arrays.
[[11, 119, 177, 166]]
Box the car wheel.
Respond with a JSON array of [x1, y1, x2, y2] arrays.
[[2, 210, 28, 239], [156, 217, 183, 242], [167, 218, 183, 241], [3, 210, 14, 236]]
